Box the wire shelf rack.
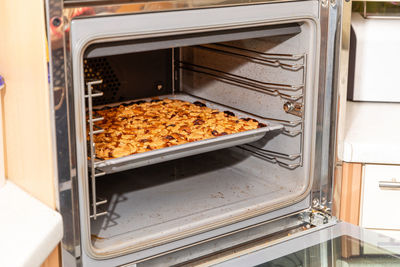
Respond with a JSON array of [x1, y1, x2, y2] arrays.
[[179, 44, 307, 169], [86, 80, 108, 220]]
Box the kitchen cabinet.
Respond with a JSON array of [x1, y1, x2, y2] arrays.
[[361, 164, 400, 230], [337, 162, 363, 225], [338, 102, 400, 241], [337, 2, 400, 248], [338, 163, 400, 257]]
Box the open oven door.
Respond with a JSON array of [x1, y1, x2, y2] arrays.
[[196, 222, 400, 266]]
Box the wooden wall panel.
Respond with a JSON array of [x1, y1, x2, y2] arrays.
[[41, 246, 60, 267], [0, 0, 56, 208], [334, 163, 363, 258], [339, 162, 363, 225]]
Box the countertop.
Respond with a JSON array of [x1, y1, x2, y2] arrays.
[[0, 181, 63, 267], [341, 101, 400, 164]]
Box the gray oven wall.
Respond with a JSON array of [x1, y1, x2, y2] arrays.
[[59, 0, 341, 265]]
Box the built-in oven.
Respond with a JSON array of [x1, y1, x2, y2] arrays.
[[44, 0, 397, 266]]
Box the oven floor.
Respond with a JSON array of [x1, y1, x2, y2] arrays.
[[91, 148, 302, 252]]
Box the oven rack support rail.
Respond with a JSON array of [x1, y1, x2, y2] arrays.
[[238, 111, 305, 170], [86, 80, 108, 220], [179, 62, 303, 101], [178, 45, 306, 169]]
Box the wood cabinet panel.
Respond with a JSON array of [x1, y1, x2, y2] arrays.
[[41, 246, 60, 267], [0, 0, 56, 208], [338, 162, 363, 225]]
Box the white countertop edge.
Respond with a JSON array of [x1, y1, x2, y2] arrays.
[[0, 181, 63, 267], [340, 101, 400, 164], [342, 141, 400, 165]]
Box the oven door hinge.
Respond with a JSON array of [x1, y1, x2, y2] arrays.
[[299, 208, 336, 227]]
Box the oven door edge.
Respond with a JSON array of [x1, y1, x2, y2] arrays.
[[45, 0, 83, 265], [311, 0, 350, 217]]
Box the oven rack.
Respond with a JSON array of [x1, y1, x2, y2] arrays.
[[179, 44, 306, 102], [238, 145, 301, 169], [86, 80, 108, 220], [179, 46, 306, 169], [88, 93, 284, 174], [179, 62, 303, 101], [197, 44, 305, 71], [202, 103, 304, 170], [85, 89, 284, 220]]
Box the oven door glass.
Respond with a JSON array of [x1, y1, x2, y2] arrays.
[[214, 222, 400, 266]]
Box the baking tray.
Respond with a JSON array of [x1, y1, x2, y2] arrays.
[[91, 93, 283, 174]]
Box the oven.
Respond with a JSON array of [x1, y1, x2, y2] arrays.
[[46, 0, 347, 266]]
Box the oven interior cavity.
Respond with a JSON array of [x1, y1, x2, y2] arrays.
[[81, 21, 316, 256]]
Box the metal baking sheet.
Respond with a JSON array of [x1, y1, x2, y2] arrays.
[[91, 93, 283, 174]]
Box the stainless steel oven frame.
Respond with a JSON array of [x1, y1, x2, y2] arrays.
[[44, 0, 351, 266]]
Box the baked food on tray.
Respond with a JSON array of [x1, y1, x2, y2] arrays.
[[90, 98, 266, 160]]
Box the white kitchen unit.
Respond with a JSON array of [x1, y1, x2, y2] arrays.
[[361, 164, 400, 230], [341, 5, 400, 246], [347, 12, 400, 102], [341, 101, 400, 243]]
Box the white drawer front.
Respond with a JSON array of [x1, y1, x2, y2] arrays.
[[361, 164, 400, 230]]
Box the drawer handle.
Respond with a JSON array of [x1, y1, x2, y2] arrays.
[[379, 181, 400, 190]]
